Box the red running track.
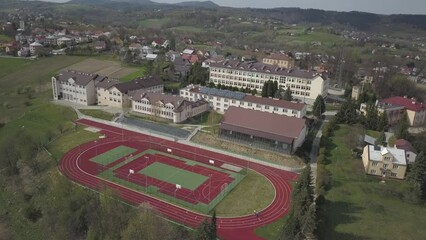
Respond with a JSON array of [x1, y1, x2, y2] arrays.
[[59, 119, 298, 240]]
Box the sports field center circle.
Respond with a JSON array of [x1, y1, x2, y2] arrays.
[[59, 119, 298, 240]]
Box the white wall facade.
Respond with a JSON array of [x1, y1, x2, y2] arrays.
[[180, 88, 306, 118], [208, 66, 327, 105], [51, 77, 96, 105], [132, 98, 208, 123]]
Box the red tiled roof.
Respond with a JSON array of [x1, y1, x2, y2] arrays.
[[382, 96, 426, 112], [220, 107, 306, 144], [395, 139, 416, 153]]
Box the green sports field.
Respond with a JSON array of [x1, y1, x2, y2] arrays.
[[90, 145, 136, 165], [140, 162, 208, 190]]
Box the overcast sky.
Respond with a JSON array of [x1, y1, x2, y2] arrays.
[[39, 0, 426, 15]]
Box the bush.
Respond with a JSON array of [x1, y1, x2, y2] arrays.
[[316, 164, 332, 195], [23, 204, 43, 222]]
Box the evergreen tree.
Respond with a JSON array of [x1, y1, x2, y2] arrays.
[[261, 82, 268, 97], [251, 88, 257, 96], [378, 112, 389, 131], [364, 103, 379, 130], [312, 95, 325, 118], [267, 81, 274, 97], [195, 219, 211, 240], [273, 81, 278, 97], [210, 211, 217, 240], [281, 165, 316, 240], [283, 86, 292, 101], [376, 131, 386, 146], [395, 113, 410, 140], [406, 152, 426, 200], [335, 98, 359, 124]]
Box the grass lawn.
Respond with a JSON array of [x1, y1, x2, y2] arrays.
[[164, 81, 182, 89], [0, 34, 12, 41], [78, 109, 115, 121], [91, 145, 136, 165], [318, 124, 426, 239], [255, 216, 287, 240], [366, 129, 380, 138], [119, 67, 148, 82], [325, 103, 342, 111], [47, 126, 101, 160], [0, 58, 30, 78], [295, 31, 342, 44], [0, 56, 86, 123], [215, 170, 274, 217], [140, 162, 208, 190], [139, 18, 170, 28], [170, 26, 206, 33], [417, 83, 426, 91]]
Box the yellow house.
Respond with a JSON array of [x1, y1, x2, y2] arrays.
[[262, 53, 295, 69], [362, 145, 407, 179]]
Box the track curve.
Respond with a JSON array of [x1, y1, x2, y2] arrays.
[[59, 119, 298, 240]]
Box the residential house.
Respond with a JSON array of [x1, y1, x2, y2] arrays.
[[44, 35, 58, 46], [57, 37, 74, 46], [180, 85, 306, 117], [131, 92, 209, 123], [151, 39, 169, 49], [146, 53, 158, 61], [219, 107, 307, 154], [381, 96, 426, 126], [394, 139, 417, 164], [360, 101, 405, 125], [362, 145, 407, 179], [4, 41, 20, 55], [208, 60, 328, 105], [262, 53, 295, 69], [29, 42, 43, 55], [129, 43, 142, 51], [93, 40, 106, 51], [172, 56, 191, 81]]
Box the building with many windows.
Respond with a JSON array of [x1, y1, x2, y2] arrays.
[[52, 70, 106, 105], [219, 107, 307, 154], [98, 76, 163, 108], [53, 71, 164, 108], [130, 92, 209, 123], [262, 53, 295, 69], [362, 145, 407, 179], [180, 85, 306, 117], [208, 60, 328, 105]]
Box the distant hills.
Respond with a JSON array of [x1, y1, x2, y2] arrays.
[[69, 0, 218, 8], [8, 0, 426, 30]]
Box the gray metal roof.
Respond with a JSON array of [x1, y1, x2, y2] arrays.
[[199, 87, 246, 100]]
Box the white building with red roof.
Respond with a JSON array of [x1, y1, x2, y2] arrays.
[[180, 85, 306, 118]]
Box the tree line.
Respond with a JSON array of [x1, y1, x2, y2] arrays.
[[0, 126, 217, 239]]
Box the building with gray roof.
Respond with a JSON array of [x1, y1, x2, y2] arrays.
[[208, 60, 328, 105], [180, 85, 306, 117]]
